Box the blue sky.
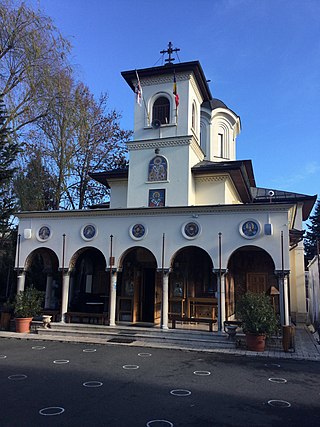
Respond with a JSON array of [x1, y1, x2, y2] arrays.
[[33, 0, 320, 201]]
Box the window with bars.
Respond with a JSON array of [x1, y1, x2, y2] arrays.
[[152, 97, 170, 124]]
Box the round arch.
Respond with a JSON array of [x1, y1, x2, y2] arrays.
[[169, 246, 216, 320], [68, 247, 107, 312], [24, 248, 59, 291], [226, 245, 278, 319], [117, 246, 158, 324]]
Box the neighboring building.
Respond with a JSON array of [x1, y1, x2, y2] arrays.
[[307, 256, 320, 324], [15, 46, 316, 331]]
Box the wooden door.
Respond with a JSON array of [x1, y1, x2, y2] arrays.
[[246, 273, 267, 293]]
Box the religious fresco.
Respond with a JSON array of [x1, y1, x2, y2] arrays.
[[148, 156, 167, 181], [148, 189, 165, 207]]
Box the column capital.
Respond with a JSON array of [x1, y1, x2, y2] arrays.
[[58, 268, 70, 274], [15, 268, 26, 275], [274, 270, 290, 277], [106, 267, 118, 274], [213, 268, 228, 275], [157, 268, 171, 275]]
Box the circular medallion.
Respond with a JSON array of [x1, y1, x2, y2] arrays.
[[81, 224, 97, 241], [37, 226, 51, 242], [181, 221, 201, 240], [239, 219, 260, 239], [129, 223, 147, 240]]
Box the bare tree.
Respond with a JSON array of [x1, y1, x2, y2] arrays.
[[0, 0, 71, 133]]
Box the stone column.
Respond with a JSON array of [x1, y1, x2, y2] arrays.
[[161, 269, 170, 330], [275, 270, 290, 326], [214, 269, 227, 333], [16, 270, 26, 293], [44, 273, 53, 309], [60, 270, 70, 323], [109, 270, 117, 327]]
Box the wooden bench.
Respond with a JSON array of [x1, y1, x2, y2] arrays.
[[65, 312, 108, 325], [170, 315, 217, 332]]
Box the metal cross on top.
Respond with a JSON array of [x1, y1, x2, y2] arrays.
[[160, 41, 180, 64]]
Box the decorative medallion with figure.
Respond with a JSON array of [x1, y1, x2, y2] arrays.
[[239, 219, 260, 239], [37, 226, 51, 241], [81, 224, 97, 240], [129, 223, 147, 240], [148, 156, 167, 181], [182, 221, 201, 239]]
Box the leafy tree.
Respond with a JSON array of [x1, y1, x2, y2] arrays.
[[305, 200, 320, 261], [14, 148, 57, 211], [0, 94, 20, 297]]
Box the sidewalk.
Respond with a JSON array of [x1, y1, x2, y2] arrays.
[[1, 323, 320, 361]]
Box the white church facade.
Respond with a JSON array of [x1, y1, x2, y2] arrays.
[[15, 50, 316, 332]]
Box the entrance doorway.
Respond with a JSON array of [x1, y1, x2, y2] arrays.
[[118, 248, 158, 324]]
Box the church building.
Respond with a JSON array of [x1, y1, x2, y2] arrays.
[[15, 44, 316, 332]]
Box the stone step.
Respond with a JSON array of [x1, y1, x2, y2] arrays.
[[36, 322, 234, 348]]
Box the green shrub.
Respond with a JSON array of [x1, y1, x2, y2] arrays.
[[14, 288, 44, 318], [237, 292, 278, 336]]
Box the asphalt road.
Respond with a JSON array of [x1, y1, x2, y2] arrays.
[[0, 338, 319, 427]]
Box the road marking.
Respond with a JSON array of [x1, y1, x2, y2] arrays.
[[170, 389, 191, 396], [146, 420, 173, 427], [39, 407, 65, 416], [8, 374, 27, 380], [268, 377, 287, 383], [83, 381, 103, 387], [193, 370, 211, 376], [83, 349, 97, 352], [123, 364, 139, 369], [53, 360, 70, 364], [138, 353, 152, 357], [268, 400, 291, 408]]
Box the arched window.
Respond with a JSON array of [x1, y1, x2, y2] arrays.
[[192, 102, 196, 131], [148, 155, 167, 181], [152, 96, 170, 124]]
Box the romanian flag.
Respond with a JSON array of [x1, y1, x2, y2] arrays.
[[135, 70, 143, 106], [173, 72, 179, 108]]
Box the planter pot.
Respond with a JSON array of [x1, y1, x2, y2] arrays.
[[1, 312, 11, 331], [245, 333, 266, 352], [15, 317, 33, 333]]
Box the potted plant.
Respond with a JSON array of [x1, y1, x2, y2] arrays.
[[236, 291, 278, 352], [14, 288, 44, 333], [0, 299, 14, 331]]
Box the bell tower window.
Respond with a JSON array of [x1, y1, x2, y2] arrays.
[[153, 96, 170, 124]]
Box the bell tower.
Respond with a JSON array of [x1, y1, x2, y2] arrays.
[[121, 43, 213, 208]]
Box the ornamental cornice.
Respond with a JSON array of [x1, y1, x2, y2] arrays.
[[195, 175, 228, 183], [138, 72, 190, 87], [128, 135, 193, 151], [17, 203, 293, 221]]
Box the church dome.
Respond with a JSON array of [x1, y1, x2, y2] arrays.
[[202, 98, 228, 110]]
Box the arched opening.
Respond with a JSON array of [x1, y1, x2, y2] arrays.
[[152, 96, 170, 124], [117, 247, 158, 324], [226, 246, 278, 320], [24, 248, 60, 311], [170, 246, 216, 320], [69, 247, 107, 313]]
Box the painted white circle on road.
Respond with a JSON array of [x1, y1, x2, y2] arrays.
[[138, 353, 152, 357], [146, 420, 173, 427], [83, 381, 103, 388], [170, 389, 191, 396], [268, 377, 287, 384], [83, 349, 97, 353], [268, 400, 291, 408], [32, 346, 46, 350], [123, 365, 139, 369], [0, 355, 7, 359], [265, 363, 281, 368], [53, 360, 69, 364], [193, 370, 211, 376], [39, 407, 65, 416], [8, 374, 27, 380]]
